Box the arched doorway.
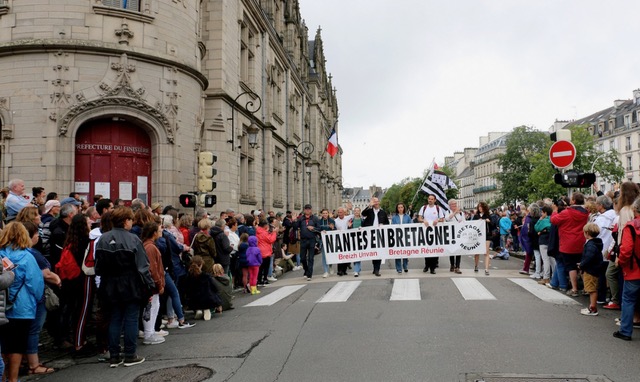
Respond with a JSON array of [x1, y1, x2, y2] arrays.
[[75, 120, 152, 204]]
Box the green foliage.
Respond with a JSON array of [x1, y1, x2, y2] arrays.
[[496, 126, 549, 204], [498, 124, 624, 203]]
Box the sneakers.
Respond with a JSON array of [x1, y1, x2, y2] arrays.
[[275, 265, 283, 272], [123, 355, 146, 367], [538, 279, 550, 285], [615, 319, 640, 329], [166, 321, 179, 329], [353, 272, 359, 277], [178, 321, 196, 329], [194, 310, 203, 320], [203, 309, 211, 321], [603, 302, 621, 310], [267, 276, 278, 282], [322, 272, 329, 278], [566, 289, 579, 297], [306, 277, 312, 281], [143, 335, 166, 345], [155, 329, 169, 337], [138, 330, 144, 339], [519, 270, 530, 275], [293, 265, 302, 271], [613, 331, 632, 341], [580, 307, 598, 316], [485, 270, 490, 276], [109, 357, 124, 368], [530, 273, 541, 279]]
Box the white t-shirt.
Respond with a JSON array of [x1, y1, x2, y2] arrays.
[[334, 214, 354, 231], [445, 211, 465, 223], [419, 204, 445, 224]]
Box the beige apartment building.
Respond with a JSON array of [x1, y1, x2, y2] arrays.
[[0, 0, 342, 213]]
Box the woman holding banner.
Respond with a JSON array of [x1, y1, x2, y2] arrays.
[[473, 202, 493, 276], [445, 199, 465, 274], [391, 203, 412, 273]]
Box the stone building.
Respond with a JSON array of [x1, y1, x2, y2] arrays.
[[0, 0, 342, 213], [471, 132, 508, 206], [444, 147, 477, 210], [556, 89, 640, 193]]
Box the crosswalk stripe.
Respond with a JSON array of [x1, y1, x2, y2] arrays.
[[317, 281, 362, 303], [390, 279, 421, 301], [243, 285, 306, 307], [452, 277, 497, 300], [509, 278, 579, 305]]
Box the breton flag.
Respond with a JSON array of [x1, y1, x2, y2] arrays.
[[326, 128, 338, 158], [420, 164, 458, 212]]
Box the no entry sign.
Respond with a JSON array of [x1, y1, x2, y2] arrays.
[[549, 140, 576, 169]]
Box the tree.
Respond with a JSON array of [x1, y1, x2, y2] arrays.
[[496, 126, 548, 205], [526, 125, 624, 201]]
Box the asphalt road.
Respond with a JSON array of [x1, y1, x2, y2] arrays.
[[32, 255, 638, 382]]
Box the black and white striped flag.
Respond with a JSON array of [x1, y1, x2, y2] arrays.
[[420, 165, 457, 212]]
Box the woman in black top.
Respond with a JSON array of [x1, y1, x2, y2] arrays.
[[473, 202, 494, 275]]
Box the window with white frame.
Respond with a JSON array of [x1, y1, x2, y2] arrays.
[[626, 136, 632, 151], [627, 156, 633, 171]]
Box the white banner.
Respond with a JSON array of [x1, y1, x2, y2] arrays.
[[321, 221, 486, 265]]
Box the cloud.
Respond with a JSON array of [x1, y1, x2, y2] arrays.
[[299, 0, 640, 188]]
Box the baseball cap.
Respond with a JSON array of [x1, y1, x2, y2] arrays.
[[44, 200, 60, 214], [60, 197, 81, 207], [304, 204, 312, 209]]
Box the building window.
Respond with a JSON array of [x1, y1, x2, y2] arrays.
[[626, 136, 632, 151], [102, 0, 140, 11], [627, 156, 633, 171], [610, 139, 616, 150], [625, 115, 631, 128], [240, 19, 257, 87]]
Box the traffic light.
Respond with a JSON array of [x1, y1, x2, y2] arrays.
[[179, 193, 196, 208], [550, 129, 571, 142], [554, 171, 596, 188], [198, 151, 217, 192], [203, 194, 217, 208]]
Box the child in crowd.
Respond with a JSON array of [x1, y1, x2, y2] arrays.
[[212, 264, 234, 311], [140, 221, 166, 345], [246, 236, 262, 295], [236, 233, 250, 293], [579, 222, 604, 316], [276, 243, 297, 272], [185, 255, 222, 321], [493, 246, 510, 260]]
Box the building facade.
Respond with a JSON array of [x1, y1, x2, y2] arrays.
[[0, 0, 342, 213], [557, 89, 640, 193]]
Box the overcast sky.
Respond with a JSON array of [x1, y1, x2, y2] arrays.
[[298, 0, 640, 189]]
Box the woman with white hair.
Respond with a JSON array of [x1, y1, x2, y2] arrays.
[[444, 199, 465, 274]]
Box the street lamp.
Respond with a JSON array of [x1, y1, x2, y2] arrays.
[[228, 90, 262, 151]]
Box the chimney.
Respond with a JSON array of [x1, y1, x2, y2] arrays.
[[614, 99, 625, 109], [634, 89, 640, 104]]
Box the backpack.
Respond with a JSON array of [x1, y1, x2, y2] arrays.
[[82, 239, 96, 276], [420, 204, 441, 220], [55, 245, 81, 280], [625, 226, 640, 270]]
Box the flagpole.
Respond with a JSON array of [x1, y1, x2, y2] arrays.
[[410, 157, 435, 208]]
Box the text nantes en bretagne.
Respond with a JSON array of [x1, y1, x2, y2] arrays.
[[321, 222, 485, 264]]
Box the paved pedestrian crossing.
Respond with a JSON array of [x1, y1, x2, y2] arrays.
[[242, 278, 580, 307]]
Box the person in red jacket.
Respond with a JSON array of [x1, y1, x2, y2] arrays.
[[256, 220, 277, 286], [550, 192, 589, 297], [614, 197, 640, 341]]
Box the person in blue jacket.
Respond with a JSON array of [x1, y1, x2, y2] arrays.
[[0, 222, 44, 382]]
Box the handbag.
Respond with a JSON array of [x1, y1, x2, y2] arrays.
[[82, 239, 96, 276], [44, 285, 60, 311]]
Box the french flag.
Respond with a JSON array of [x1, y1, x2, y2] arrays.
[[326, 128, 338, 158]]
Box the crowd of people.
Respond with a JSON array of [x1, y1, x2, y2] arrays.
[[1, 179, 640, 381]]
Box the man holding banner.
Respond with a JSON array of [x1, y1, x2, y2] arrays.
[[418, 194, 445, 274], [361, 197, 389, 276]]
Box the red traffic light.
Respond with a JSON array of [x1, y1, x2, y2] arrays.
[[179, 194, 196, 208]]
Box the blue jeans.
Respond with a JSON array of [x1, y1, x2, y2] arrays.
[[550, 254, 568, 289], [300, 238, 315, 278], [27, 301, 47, 354], [395, 258, 408, 272], [321, 243, 330, 273], [267, 255, 274, 277], [353, 261, 361, 273], [108, 301, 140, 357], [619, 279, 640, 337], [164, 273, 184, 321]]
